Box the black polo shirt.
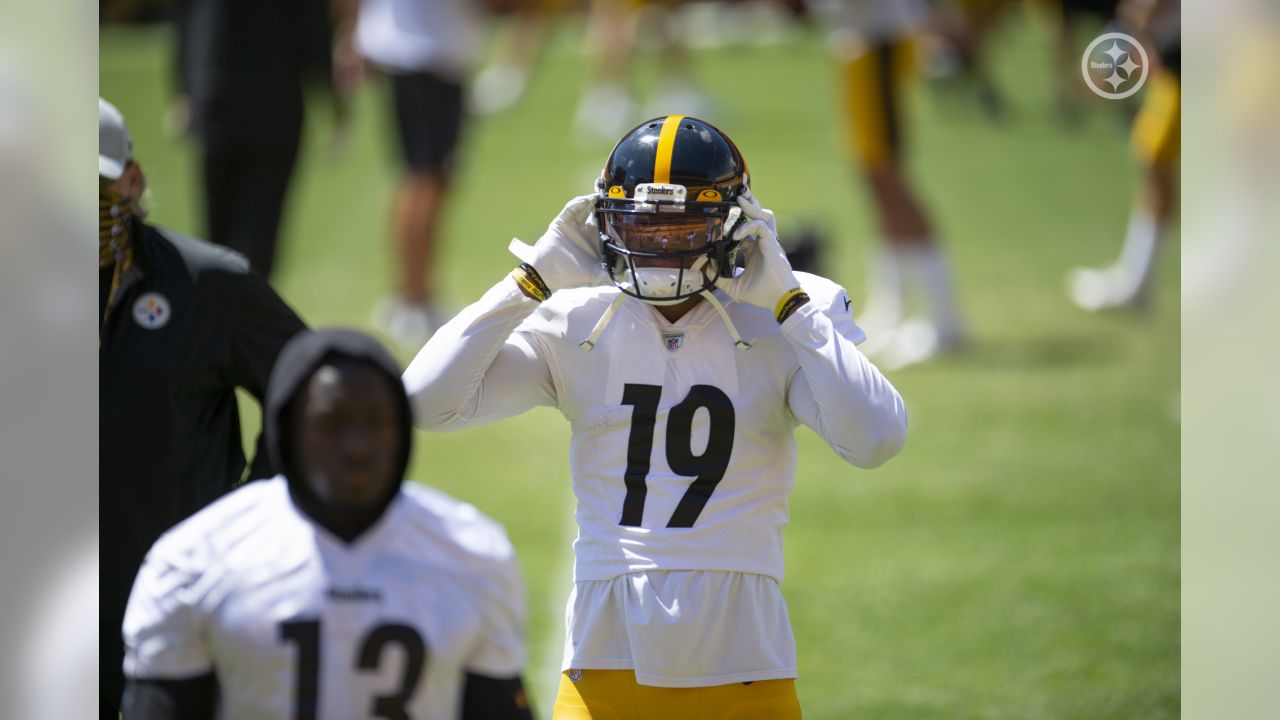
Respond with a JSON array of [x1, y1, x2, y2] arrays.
[[99, 222, 305, 712]]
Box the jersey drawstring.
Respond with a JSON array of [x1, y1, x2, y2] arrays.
[[579, 292, 628, 350], [699, 289, 752, 350], [578, 290, 752, 351]]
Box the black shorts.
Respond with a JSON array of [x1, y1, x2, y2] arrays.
[[1060, 0, 1120, 19], [390, 71, 465, 173]]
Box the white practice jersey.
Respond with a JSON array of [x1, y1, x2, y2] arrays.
[[355, 0, 479, 78], [407, 272, 907, 585], [406, 271, 906, 683], [123, 477, 525, 720]]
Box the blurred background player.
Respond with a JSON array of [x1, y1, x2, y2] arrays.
[[122, 328, 532, 719], [1048, 0, 1122, 125], [573, 0, 717, 144], [1067, 0, 1180, 311], [342, 0, 489, 348], [471, 0, 566, 116], [99, 98, 307, 717], [405, 116, 907, 718], [171, 0, 337, 279], [814, 0, 968, 369], [928, 0, 1014, 122]]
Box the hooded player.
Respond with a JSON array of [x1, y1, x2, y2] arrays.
[[121, 328, 532, 720]]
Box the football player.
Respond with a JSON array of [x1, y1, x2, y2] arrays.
[[1067, 0, 1180, 311], [121, 329, 532, 720], [814, 0, 968, 368], [405, 116, 908, 719]]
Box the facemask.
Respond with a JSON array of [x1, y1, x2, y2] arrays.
[[620, 256, 713, 304]]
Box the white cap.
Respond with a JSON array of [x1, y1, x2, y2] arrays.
[[98, 98, 133, 180]]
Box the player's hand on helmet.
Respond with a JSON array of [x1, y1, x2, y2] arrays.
[[716, 195, 802, 315], [738, 186, 778, 237], [508, 194, 608, 292]]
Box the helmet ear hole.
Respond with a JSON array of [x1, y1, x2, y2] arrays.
[[722, 242, 742, 276]]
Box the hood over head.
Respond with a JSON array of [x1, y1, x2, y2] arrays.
[[265, 328, 413, 503]]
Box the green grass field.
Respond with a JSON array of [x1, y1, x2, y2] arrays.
[[102, 13, 1178, 718]]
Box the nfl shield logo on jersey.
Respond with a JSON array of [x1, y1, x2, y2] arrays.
[[663, 333, 684, 353]]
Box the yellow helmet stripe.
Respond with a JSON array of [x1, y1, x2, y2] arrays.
[[653, 115, 685, 185]]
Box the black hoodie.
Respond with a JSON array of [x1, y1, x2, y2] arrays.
[[264, 328, 414, 526]]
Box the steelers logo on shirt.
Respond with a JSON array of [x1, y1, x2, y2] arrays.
[[132, 292, 171, 330]]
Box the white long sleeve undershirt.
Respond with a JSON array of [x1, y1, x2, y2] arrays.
[[404, 276, 907, 469]]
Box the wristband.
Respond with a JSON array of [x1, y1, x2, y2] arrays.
[[774, 287, 810, 324], [511, 263, 552, 302]]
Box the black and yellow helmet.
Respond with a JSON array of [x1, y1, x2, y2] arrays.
[[595, 115, 750, 303]]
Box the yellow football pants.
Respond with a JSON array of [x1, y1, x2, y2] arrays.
[[844, 37, 918, 170], [553, 669, 803, 720]]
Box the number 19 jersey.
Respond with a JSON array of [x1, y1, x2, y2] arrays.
[[515, 274, 863, 584]]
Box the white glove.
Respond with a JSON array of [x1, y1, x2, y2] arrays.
[[739, 186, 777, 236], [508, 194, 608, 291], [716, 194, 801, 313]]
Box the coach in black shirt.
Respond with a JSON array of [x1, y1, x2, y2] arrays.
[[99, 98, 307, 718]]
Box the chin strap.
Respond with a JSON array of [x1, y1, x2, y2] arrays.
[[699, 289, 752, 350], [578, 292, 628, 351]]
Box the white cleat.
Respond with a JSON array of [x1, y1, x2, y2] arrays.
[[877, 318, 939, 370], [372, 297, 442, 352], [571, 84, 638, 146], [470, 64, 529, 116], [1067, 266, 1147, 312], [866, 318, 966, 370], [645, 82, 717, 122]]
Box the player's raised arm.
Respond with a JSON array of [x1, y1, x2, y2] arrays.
[[718, 192, 908, 468], [404, 194, 605, 430]]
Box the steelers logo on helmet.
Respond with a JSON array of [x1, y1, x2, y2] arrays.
[[594, 115, 749, 305]]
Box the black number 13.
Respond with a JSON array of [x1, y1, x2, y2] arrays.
[[620, 383, 735, 528], [279, 619, 426, 720]]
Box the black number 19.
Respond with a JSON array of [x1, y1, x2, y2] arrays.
[[620, 383, 735, 528]]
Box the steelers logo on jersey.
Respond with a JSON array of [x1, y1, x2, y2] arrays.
[[132, 292, 171, 330]]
